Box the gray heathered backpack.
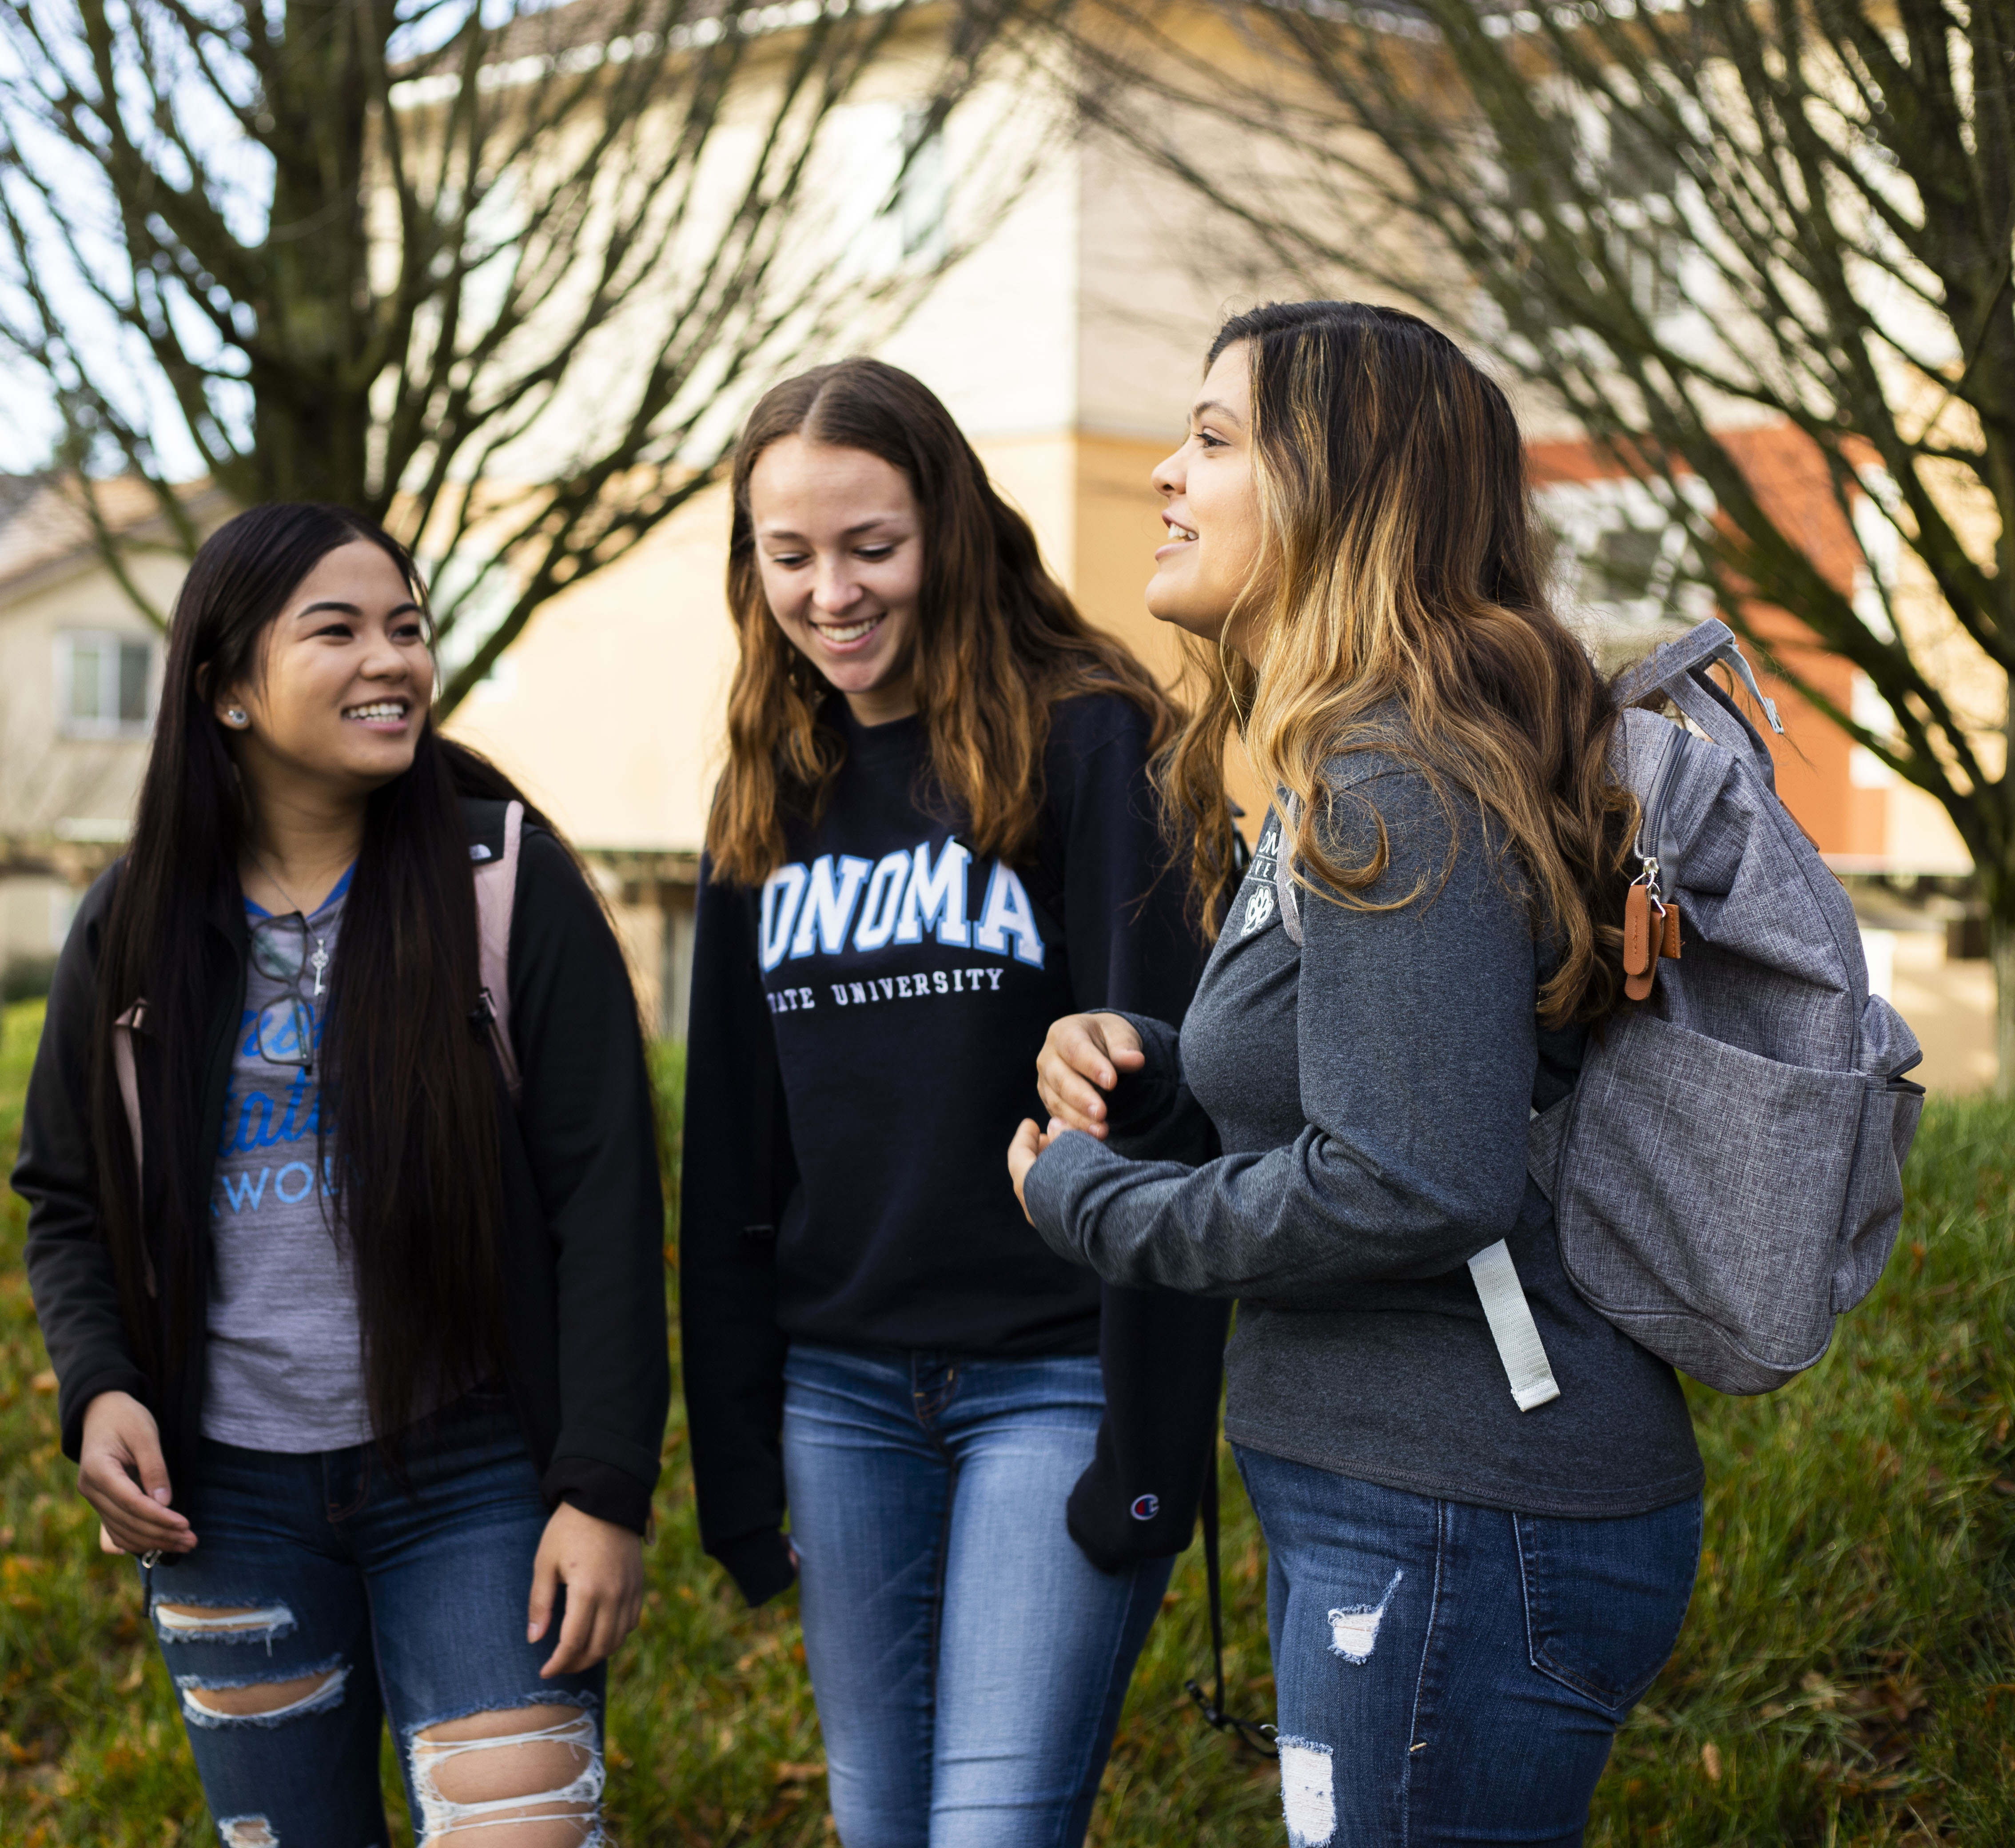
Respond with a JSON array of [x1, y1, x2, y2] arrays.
[[1275, 617, 1925, 1402]]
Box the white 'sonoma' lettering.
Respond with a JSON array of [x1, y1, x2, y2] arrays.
[[972, 862, 1046, 967], [758, 864, 808, 972], [766, 841, 1043, 969], [896, 839, 972, 948], [790, 855, 872, 960], [852, 849, 912, 952]]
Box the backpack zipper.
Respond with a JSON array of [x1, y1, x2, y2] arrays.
[[1632, 725, 1690, 904]]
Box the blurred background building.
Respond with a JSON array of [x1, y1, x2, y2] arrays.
[[0, 0, 1993, 1085]]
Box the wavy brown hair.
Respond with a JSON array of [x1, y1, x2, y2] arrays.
[[1163, 301, 1637, 1026], [709, 358, 1177, 884]]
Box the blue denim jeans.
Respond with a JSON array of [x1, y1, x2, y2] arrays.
[[142, 1388, 604, 1848], [782, 1342, 1173, 1848], [1236, 1445, 1701, 1848]]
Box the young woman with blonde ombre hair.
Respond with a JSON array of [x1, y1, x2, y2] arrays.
[[1012, 302, 1704, 1846], [681, 357, 1228, 1848]]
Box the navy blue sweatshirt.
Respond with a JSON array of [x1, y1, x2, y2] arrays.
[[681, 693, 1229, 1603]]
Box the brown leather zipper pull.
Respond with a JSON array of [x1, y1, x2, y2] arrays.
[[1661, 900, 1682, 961], [1624, 884, 1653, 973], [1624, 884, 1656, 1001]]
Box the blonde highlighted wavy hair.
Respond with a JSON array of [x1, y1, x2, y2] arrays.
[[708, 358, 1179, 885], [1163, 301, 1637, 1027]]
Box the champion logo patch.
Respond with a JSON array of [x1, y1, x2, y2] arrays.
[[1130, 1493, 1160, 1521]]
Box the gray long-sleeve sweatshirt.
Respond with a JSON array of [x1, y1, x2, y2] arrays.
[[1024, 750, 1703, 1517]]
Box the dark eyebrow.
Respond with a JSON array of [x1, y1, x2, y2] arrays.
[[758, 517, 908, 542], [1191, 398, 1243, 425], [296, 599, 422, 619]]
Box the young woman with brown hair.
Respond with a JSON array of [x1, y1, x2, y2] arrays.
[[1013, 302, 1704, 1847], [681, 358, 1228, 1848]]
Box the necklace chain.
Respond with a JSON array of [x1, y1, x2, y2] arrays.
[[251, 847, 336, 998]]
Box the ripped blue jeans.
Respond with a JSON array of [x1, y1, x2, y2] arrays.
[[1235, 1446, 1701, 1848], [141, 1388, 605, 1848]]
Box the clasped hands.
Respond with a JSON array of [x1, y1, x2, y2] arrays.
[[1005, 1011, 1145, 1221]]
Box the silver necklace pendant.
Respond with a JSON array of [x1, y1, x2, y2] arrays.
[[309, 939, 330, 998]]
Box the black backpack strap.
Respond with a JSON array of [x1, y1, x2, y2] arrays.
[[1185, 1466, 1278, 1759]]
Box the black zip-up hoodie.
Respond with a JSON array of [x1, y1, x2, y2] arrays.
[[14, 799, 670, 1533], [681, 695, 1230, 1604]]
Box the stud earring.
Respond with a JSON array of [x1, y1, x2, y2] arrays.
[[226, 708, 248, 728]]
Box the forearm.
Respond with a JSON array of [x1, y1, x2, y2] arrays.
[[1026, 1125, 1522, 1302]]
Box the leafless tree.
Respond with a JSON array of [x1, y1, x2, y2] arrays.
[[0, 0, 1046, 707], [1043, 0, 2015, 1081]]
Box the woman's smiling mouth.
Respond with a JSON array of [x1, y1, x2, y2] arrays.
[[810, 613, 885, 649], [342, 699, 410, 726]]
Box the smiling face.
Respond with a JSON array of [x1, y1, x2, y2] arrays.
[[214, 538, 433, 808], [1147, 342, 1266, 656], [748, 435, 924, 726]]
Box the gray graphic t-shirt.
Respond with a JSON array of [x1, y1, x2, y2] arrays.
[[201, 873, 373, 1451]]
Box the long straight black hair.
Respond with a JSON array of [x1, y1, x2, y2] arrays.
[[91, 502, 551, 1442]]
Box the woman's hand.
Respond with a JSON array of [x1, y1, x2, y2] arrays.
[[1035, 1012, 1145, 1139], [529, 1502, 645, 1677], [1008, 1117, 1052, 1223], [79, 1391, 195, 1556]]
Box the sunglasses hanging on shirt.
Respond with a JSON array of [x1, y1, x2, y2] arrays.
[[248, 913, 330, 1073]]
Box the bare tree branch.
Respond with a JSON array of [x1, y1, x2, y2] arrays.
[[1035, 0, 2015, 1074], [0, 0, 1057, 709]]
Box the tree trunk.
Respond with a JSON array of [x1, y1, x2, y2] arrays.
[[245, 0, 378, 511], [1991, 905, 2015, 1099]]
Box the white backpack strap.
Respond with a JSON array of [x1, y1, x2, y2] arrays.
[[1270, 777, 1557, 1410], [112, 1001, 159, 1297], [473, 800, 524, 1102], [1468, 1239, 1560, 1411]]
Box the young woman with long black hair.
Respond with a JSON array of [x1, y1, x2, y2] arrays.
[[681, 358, 1229, 1848], [1013, 302, 1704, 1847], [16, 504, 669, 1848]]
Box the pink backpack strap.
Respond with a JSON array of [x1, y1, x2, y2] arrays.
[[473, 800, 523, 1102], [112, 1001, 159, 1297]]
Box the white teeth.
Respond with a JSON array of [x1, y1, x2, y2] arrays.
[[344, 702, 406, 721], [819, 617, 880, 644], [1173, 525, 1198, 542]]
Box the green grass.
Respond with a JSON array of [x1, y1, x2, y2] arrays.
[[0, 994, 2009, 1842]]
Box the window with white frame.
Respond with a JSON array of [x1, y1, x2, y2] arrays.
[[828, 102, 951, 280], [57, 631, 155, 737]]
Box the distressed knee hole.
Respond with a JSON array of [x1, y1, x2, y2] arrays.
[[179, 1662, 348, 1729], [411, 1704, 604, 1846], [155, 1601, 296, 1647], [1327, 1569, 1402, 1664], [1278, 1736, 1336, 1848], [218, 1819, 278, 1848]]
